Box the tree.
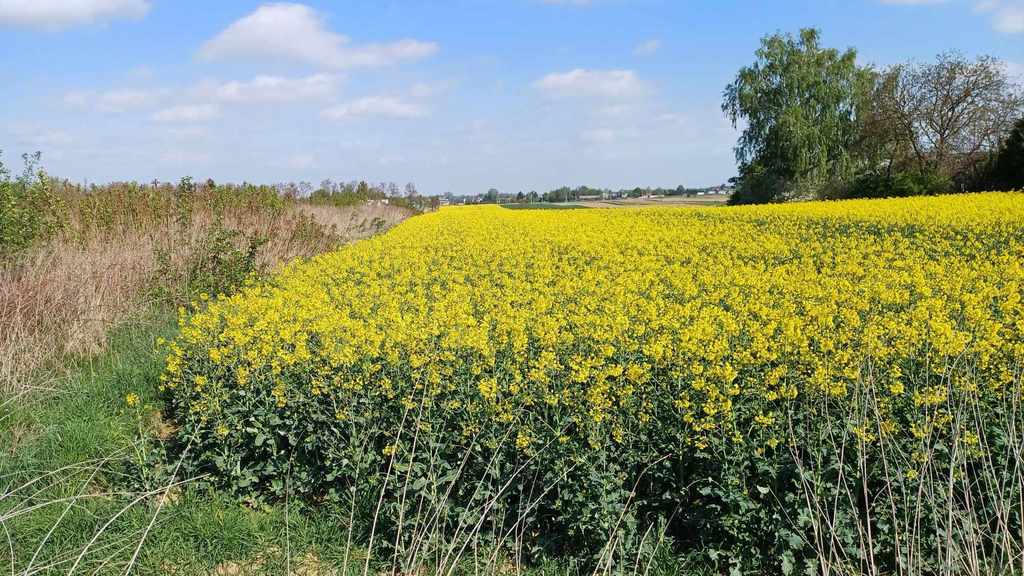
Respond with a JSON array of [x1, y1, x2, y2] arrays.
[[548, 187, 571, 203], [484, 188, 499, 203], [847, 53, 1023, 196], [871, 54, 1022, 188], [723, 28, 873, 203], [989, 117, 1024, 190], [404, 182, 419, 197], [864, 53, 1024, 188]]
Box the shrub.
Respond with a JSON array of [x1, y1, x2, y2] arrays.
[[150, 178, 271, 306], [727, 162, 791, 204], [162, 196, 1024, 573], [987, 116, 1024, 190], [839, 168, 952, 199], [0, 152, 65, 256], [152, 222, 267, 306]]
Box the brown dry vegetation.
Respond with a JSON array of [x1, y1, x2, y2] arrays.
[[0, 180, 411, 400]]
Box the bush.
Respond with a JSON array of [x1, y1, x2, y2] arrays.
[[839, 169, 952, 199], [987, 117, 1024, 191], [0, 152, 65, 256], [150, 178, 270, 306], [162, 197, 1024, 573], [152, 222, 267, 306], [727, 162, 796, 204]]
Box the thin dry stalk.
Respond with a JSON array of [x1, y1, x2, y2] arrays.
[[0, 198, 411, 401]]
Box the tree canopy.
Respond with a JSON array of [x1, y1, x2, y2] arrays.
[[867, 53, 1023, 188], [723, 28, 873, 203], [989, 117, 1024, 190], [723, 31, 1023, 203]]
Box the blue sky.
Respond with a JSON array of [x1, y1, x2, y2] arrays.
[[2, 0, 1021, 195]]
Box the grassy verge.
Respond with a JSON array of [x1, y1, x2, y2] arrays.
[[2, 310, 354, 575], [0, 308, 695, 575]]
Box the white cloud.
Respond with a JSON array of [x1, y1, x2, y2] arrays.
[[580, 128, 617, 144], [63, 88, 158, 113], [593, 104, 634, 118], [410, 81, 452, 99], [100, 89, 152, 111], [321, 96, 426, 120], [62, 91, 90, 108], [127, 65, 154, 80], [0, 0, 149, 29], [160, 150, 211, 165], [67, 74, 340, 123], [376, 154, 408, 166], [978, 0, 1024, 32], [657, 112, 688, 126], [196, 73, 340, 103], [880, 0, 1024, 34], [198, 3, 438, 69], [634, 39, 660, 56], [535, 69, 648, 99], [11, 127, 73, 147], [285, 154, 316, 170], [152, 104, 220, 124], [166, 126, 210, 140]]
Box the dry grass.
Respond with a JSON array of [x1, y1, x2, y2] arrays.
[[0, 183, 411, 400]]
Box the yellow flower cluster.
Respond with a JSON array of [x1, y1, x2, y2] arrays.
[[163, 193, 1024, 451]]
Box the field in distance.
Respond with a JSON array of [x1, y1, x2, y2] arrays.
[[501, 193, 730, 209]]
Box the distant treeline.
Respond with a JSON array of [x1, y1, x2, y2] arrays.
[[459, 184, 730, 205], [306, 179, 440, 212]]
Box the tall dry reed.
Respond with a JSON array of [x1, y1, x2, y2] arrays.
[[0, 179, 411, 399]]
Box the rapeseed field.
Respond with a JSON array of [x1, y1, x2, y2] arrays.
[[161, 193, 1024, 572]]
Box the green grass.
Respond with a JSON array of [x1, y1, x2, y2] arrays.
[[0, 311, 359, 575], [1, 308, 698, 575]]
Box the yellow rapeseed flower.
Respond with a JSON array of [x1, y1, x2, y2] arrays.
[[159, 193, 1024, 453]]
